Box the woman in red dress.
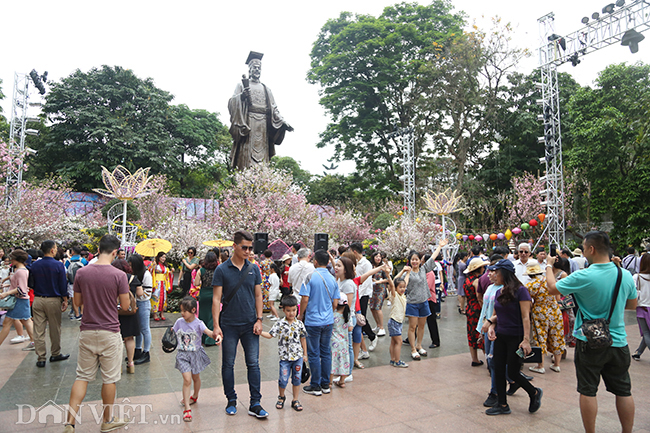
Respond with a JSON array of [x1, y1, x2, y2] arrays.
[[464, 257, 489, 366]]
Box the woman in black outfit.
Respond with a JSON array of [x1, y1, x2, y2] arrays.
[[485, 259, 543, 415]]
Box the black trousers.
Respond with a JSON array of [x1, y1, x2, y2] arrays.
[[493, 333, 536, 405], [180, 270, 192, 297], [427, 300, 440, 346], [359, 295, 376, 341]]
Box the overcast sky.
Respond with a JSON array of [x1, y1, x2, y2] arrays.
[[2, 0, 648, 176]]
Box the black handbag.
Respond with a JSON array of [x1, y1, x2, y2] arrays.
[[162, 326, 177, 353], [575, 266, 622, 350]]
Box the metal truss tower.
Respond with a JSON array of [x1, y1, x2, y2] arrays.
[[5, 73, 29, 207], [390, 127, 416, 220], [537, 1, 650, 247]]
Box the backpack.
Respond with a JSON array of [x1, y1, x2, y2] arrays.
[[66, 260, 84, 285]]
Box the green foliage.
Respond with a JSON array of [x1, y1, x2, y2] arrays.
[[33, 66, 230, 195], [565, 62, 650, 250], [307, 1, 465, 189], [101, 198, 141, 222], [373, 212, 394, 230], [271, 156, 312, 188], [307, 174, 355, 206], [0, 79, 8, 141]]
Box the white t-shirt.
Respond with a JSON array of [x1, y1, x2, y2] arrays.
[[356, 257, 373, 297], [338, 279, 356, 304], [288, 260, 315, 300], [634, 273, 650, 307], [139, 270, 153, 301], [514, 259, 531, 286], [269, 273, 280, 301]]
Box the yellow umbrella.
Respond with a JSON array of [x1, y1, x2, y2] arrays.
[[203, 239, 234, 248], [135, 238, 172, 257]]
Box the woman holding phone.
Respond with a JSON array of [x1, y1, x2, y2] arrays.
[[485, 259, 543, 416]]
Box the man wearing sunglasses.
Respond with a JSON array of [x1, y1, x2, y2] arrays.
[[212, 230, 267, 418], [513, 243, 532, 285]]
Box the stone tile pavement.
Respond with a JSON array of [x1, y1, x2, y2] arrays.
[[0, 298, 648, 432]]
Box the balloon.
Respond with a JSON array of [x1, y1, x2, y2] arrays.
[[456, 233, 462, 240], [490, 233, 498, 241], [521, 223, 530, 230], [469, 235, 475, 241], [512, 227, 521, 235], [475, 235, 483, 242], [529, 219, 538, 227], [462, 235, 468, 241], [538, 213, 546, 223], [505, 229, 512, 240], [498, 233, 505, 240]]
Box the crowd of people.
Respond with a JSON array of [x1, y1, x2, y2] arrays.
[[0, 229, 645, 433]]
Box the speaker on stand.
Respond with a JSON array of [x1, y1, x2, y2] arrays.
[[314, 233, 329, 252], [254, 233, 268, 255]]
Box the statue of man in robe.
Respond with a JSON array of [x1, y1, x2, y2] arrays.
[[228, 51, 293, 170]]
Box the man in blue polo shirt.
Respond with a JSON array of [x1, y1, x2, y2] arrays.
[[547, 231, 637, 433], [212, 230, 266, 418], [299, 249, 339, 396], [29, 240, 70, 368]]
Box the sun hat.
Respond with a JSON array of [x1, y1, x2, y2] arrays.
[[487, 259, 515, 274], [572, 248, 583, 257], [280, 254, 292, 262], [525, 263, 543, 275], [464, 257, 490, 274]]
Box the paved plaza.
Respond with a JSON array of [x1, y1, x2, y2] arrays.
[[0, 298, 648, 432]]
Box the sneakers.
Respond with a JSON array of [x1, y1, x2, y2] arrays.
[[10, 335, 27, 344], [358, 351, 370, 360], [22, 341, 35, 351], [63, 424, 75, 433], [100, 416, 130, 432], [632, 352, 641, 361], [529, 366, 545, 374], [529, 387, 543, 413], [266, 314, 275, 318], [377, 328, 386, 336], [248, 404, 268, 419], [483, 393, 498, 407], [73, 315, 82, 321], [506, 382, 520, 396], [225, 400, 237, 415], [485, 404, 511, 415], [368, 338, 378, 352], [270, 316, 279, 321], [372, 326, 379, 334], [321, 383, 331, 394], [302, 385, 322, 396], [549, 365, 561, 373], [389, 360, 395, 367], [394, 360, 408, 368]]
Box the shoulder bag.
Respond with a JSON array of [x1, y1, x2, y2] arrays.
[[118, 275, 138, 316], [575, 266, 622, 350], [219, 263, 252, 325], [0, 294, 16, 310]]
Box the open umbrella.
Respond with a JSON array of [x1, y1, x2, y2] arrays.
[[202, 239, 234, 248], [135, 238, 172, 257]]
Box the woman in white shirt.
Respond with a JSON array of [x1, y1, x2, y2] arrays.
[[633, 254, 650, 360]]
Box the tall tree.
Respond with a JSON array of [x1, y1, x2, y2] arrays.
[[307, 1, 465, 189], [419, 18, 529, 192], [565, 62, 650, 250], [36, 66, 183, 191]]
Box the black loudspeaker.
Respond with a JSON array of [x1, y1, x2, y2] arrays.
[[314, 233, 328, 252], [254, 233, 268, 254]]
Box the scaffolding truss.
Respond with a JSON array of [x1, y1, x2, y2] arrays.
[[5, 73, 29, 207]]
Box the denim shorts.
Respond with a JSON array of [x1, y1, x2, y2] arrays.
[[278, 358, 303, 389], [405, 301, 431, 318], [387, 318, 403, 337]]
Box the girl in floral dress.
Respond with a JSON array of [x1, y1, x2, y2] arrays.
[[330, 296, 351, 387], [525, 264, 565, 373], [150, 252, 173, 321], [464, 258, 488, 366]]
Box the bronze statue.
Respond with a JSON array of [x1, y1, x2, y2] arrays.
[[228, 51, 293, 170]]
